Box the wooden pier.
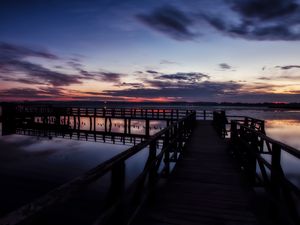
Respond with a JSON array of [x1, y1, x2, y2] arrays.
[[0, 105, 299, 225], [132, 120, 258, 225]]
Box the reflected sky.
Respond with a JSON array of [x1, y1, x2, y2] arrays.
[[0, 131, 130, 215], [0, 106, 299, 215]]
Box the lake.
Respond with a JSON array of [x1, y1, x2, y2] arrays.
[[0, 105, 299, 221]]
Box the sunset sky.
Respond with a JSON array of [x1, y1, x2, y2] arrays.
[[1, 0, 300, 102]]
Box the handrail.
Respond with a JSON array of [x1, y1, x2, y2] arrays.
[[0, 111, 196, 225], [237, 123, 300, 159], [231, 120, 300, 225]]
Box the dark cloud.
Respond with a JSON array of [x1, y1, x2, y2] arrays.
[[76, 70, 122, 83], [116, 82, 144, 88], [0, 77, 45, 85], [0, 42, 58, 60], [258, 76, 272, 80], [146, 70, 159, 74], [276, 65, 300, 70], [0, 42, 82, 86], [0, 59, 82, 86], [0, 87, 65, 99], [135, 71, 144, 74], [201, 0, 300, 40], [97, 72, 122, 82], [103, 80, 241, 101], [156, 72, 210, 82], [0, 42, 122, 86], [67, 60, 83, 70], [219, 63, 232, 70], [137, 5, 197, 41], [229, 0, 299, 20]]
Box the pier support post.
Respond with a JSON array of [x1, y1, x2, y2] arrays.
[[124, 118, 127, 134], [94, 109, 96, 132], [271, 143, 281, 197], [145, 119, 150, 137], [89, 116, 92, 131], [128, 119, 131, 134]]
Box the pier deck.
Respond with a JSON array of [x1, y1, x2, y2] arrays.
[[133, 120, 258, 225]]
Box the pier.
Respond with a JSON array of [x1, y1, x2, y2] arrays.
[[0, 104, 299, 225]]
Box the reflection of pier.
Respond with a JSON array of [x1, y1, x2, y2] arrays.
[[0, 104, 299, 225], [2, 103, 198, 137], [15, 128, 146, 145]]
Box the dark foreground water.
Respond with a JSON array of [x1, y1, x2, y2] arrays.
[[0, 105, 299, 221]]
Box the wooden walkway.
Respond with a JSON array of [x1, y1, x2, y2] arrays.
[[132, 121, 259, 225]]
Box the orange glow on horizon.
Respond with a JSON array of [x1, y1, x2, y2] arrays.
[[125, 97, 177, 103]]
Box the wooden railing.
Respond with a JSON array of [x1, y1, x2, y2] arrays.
[[0, 111, 196, 225], [230, 120, 299, 225], [213, 111, 265, 138], [14, 105, 194, 120], [211, 110, 299, 224], [196, 110, 213, 120], [11, 104, 214, 120]]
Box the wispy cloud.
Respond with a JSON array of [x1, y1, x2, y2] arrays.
[[156, 72, 210, 83], [137, 1, 300, 41], [276, 65, 300, 70], [146, 70, 160, 74], [0, 42, 58, 60], [116, 82, 145, 88], [219, 63, 232, 70], [137, 5, 197, 41], [0, 42, 122, 86], [201, 0, 300, 41], [160, 59, 179, 65], [102, 77, 242, 101], [0, 87, 66, 99]]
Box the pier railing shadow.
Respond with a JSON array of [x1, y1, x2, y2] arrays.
[[0, 109, 196, 225]]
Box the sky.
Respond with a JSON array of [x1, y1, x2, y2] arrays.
[[1, 0, 300, 103]]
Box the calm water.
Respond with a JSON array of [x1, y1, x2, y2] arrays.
[[0, 106, 299, 217]]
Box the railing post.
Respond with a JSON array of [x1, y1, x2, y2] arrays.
[[124, 118, 127, 134], [106, 161, 126, 223], [163, 129, 170, 176], [173, 123, 178, 161], [145, 119, 150, 137], [248, 132, 258, 185], [94, 108, 96, 131], [261, 121, 265, 134], [245, 117, 249, 127], [148, 142, 157, 192], [88, 116, 91, 131], [230, 120, 237, 142], [271, 143, 281, 197], [77, 108, 80, 130]]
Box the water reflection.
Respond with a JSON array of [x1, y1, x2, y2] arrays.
[[0, 128, 131, 215], [0, 106, 299, 218], [265, 119, 300, 149], [0, 112, 167, 216]]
